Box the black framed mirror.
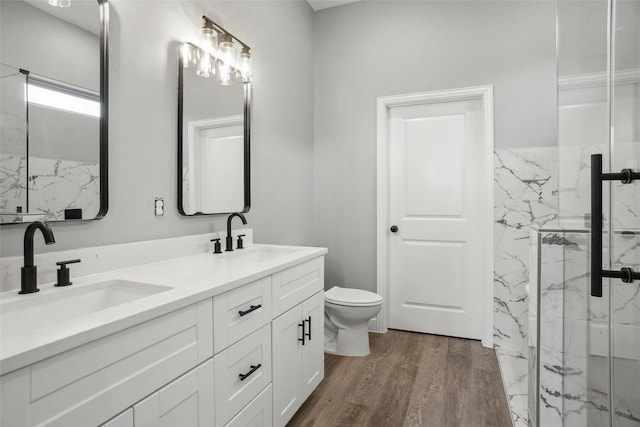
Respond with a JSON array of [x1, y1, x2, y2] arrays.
[[177, 29, 251, 216], [0, 0, 108, 224]]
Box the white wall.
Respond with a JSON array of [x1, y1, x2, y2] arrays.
[[0, 0, 316, 256], [314, 1, 557, 291]]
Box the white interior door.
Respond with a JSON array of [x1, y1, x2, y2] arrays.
[[198, 124, 244, 213], [387, 99, 487, 340]]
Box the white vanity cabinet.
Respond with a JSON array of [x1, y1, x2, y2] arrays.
[[0, 249, 326, 427], [101, 409, 133, 427], [133, 359, 214, 426], [272, 273, 325, 426], [0, 300, 213, 427]]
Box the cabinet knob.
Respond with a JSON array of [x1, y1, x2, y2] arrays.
[[390, 225, 398, 233]]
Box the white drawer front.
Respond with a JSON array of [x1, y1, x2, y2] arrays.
[[134, 359, 214, 427], [213, 276, 272, 353], [225, 384, 272, 427], [272, 256, 324, 317], [101, 408, 133, 427], [1, 300, 213, 427], [214, 324, 272, 426]]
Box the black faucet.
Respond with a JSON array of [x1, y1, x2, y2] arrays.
[[20, 220, 56, 294], [226, 212, 247, 251]]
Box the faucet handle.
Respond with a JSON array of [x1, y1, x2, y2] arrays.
[[237, 234, 246, 249], [55, 259, 81, 287], [210, 238, 222, 254]]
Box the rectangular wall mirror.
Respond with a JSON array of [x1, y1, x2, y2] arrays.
[[0, 0, 108, 224], [178, 30, 251, 216]]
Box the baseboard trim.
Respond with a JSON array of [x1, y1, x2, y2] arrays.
[[368, 317, 385, 333]]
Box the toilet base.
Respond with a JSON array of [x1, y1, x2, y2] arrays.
[[324, 323, 371, 357]]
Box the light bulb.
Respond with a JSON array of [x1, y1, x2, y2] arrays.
[[217, 34, 236, 86], [49, 0, 71, 7], [197, 53, 214, 78], [237, 48, 252, 82], [201, 20, 218, 55], [181, 43, 199, 68]]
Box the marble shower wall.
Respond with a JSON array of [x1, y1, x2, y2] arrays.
[[0, 154, 99, 223], [532, 229, 640, 427], [494, 147, 558, 356]]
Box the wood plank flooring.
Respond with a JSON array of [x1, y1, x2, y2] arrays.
[[288, 330, 513, 427]]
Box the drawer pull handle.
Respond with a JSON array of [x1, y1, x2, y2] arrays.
[[299, 322, 306, 345], [238, 304, 262, 317], [305, 316, 312, 340], [239, 364, 262, 381]]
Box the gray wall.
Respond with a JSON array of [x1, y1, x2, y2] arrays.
[[314, 1, 557, 291], [0, 0, 316, 256]]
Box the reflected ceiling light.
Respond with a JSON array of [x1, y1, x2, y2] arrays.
[[28, 84, 100, 118], [48, 0, 71, 8], [181, 43, 199, 68], [197, 52, 215, 78], [181, 15, 252, 85]]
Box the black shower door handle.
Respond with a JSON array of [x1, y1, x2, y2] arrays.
[[590, 154, 640, 297]]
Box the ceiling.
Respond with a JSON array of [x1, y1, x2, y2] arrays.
[[307, 0, 361, 11]]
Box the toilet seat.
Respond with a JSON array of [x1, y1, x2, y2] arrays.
[[325, 286, 383, 307]]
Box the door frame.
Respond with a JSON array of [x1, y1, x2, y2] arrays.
[[375, 85, 495, 347]]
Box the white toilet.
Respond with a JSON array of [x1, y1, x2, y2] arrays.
[[324, 286, 383, 356]]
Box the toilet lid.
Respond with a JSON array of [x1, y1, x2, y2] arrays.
[[325, 286, 383, 306]]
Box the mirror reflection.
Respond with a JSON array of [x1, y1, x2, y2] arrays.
[[0, 0, 106, 224], [178, 27, 251, 216]]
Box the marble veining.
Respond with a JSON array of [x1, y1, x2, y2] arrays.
[[497, 349, 529, 427], [0, 154, 99, 223], [494, 147, 558, 361], [531, 229, 640, 427]]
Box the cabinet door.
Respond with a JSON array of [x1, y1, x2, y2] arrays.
[[272, 305, 303, 427], [101, 408, 133, 427], [301, 291, 325, 400], [133, 359, 214, 427]]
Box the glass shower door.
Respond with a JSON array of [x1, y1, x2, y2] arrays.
[[556, 0, 611, 422], [557, 0, 640, 425], [610, 0, 640, 424]]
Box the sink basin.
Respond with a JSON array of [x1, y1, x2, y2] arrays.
[[0, 280, 172, 338], [225, 245, 302, 262]]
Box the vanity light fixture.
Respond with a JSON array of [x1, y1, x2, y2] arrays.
[[182, 15, 252, 85], [48, 0, 71, 8], [237, 46, 252, 82], [216, 33, 235, 86]]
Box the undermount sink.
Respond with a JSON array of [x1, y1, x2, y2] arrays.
[[0, 280, 172, 338], [224, 245, 302, 262]]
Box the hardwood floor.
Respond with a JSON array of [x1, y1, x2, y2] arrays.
[[288, 330, 513, 427]]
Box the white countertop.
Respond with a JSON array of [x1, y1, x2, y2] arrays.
[[0, 244, 327, 375]]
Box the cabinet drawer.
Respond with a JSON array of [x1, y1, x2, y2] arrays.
[[225, 384, 272, 427], [134, 359, 214, 427], [0, 300, 213, 427], [100, 408, 133, 427], [272, 256, 324, 317], [214, 276, 272, 353], [214, 324, 272, 426]]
